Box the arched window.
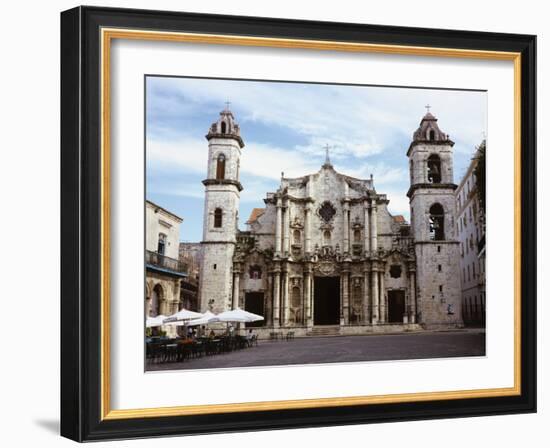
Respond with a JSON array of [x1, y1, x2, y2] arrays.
[[428, 129, 436, 141], [157, 233, 166, 255], [427, 154, 442, 183], [323, 230, 331, 245], [293, 229, 301, 245], [221, 121, 227, 134], [214, 208, 223, 228], [353, 229, 361, 243], [429, 203, 445, 241], [216, 153, 226, 180]]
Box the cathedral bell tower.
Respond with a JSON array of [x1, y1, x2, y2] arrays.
[[198, 107, 244, 313], [407, 108, 463, 328]]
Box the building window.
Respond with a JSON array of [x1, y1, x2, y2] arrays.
[[438, 264, 442, 272], [353, 229, 361, 243], [429, 203, 445, 240], [427, 154, 442, 183], [323, 230, 331, 245], [157, 233, 166, 255], [439, 285, 443, 292], [390, 265, 402, 278], [293, 229, 301, 245], [221, 121, 227, 134], [428, 129, 436, 141], [213, 264, 217, 270], [216, 153, 226, 180], [249, 265, 262, 279], [318, 201, 336, 223], [214, 208, 223, 228]]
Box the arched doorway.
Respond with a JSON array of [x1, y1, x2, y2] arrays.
[[150, 284, 164, 317]]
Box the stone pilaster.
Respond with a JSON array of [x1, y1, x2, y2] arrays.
[[282, 268, 289, 326], [273, 269, 281, 327], [370, 201, 378, 254], [409, 267, 417, 323], [266, 274, 273, 326], [363, 264, 370, 324], [363, 200, 370, 254], [379, 268, 386, 323], [304, 266, 312, 328], [305, 207, 311, 254], [343, 201, 350, 254], [275, 198, 282, 256], [371, 266, 379, 324], [283, 201, 290, 257], [342, 265, 350, 325]]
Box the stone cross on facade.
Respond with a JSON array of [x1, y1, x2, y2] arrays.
[[323, 144, 333, 166]]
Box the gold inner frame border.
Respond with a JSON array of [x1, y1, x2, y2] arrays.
[[100, 27, 522, 421]]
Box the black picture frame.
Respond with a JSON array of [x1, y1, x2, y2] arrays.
[[61, 5, 536, 442]]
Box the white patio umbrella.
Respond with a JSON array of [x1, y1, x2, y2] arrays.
[[163, 308, 203, 324], [145, 314, 168, 328], [186, 311, 219, 326], [217, 307, 264, 323]]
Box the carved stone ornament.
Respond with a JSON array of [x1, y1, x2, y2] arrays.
[[317, 261, 336, 276], [290, 216, 304, 229]]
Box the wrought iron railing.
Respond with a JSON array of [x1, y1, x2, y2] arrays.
[[146, 250, 188, 273]]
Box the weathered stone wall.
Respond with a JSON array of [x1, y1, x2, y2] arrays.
[[199, 242, 235, 313]]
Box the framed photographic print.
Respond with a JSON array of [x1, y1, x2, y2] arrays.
[[60, 6, 537, 441]]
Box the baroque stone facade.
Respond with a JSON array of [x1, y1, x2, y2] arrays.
[[198, 108, 464, 335]]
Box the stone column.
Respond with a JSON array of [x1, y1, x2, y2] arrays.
[[343, 202, 350, 254], [409, 268, 417, 323], [232, 270, 240, 310], [379, 269, 386, 323], [275, 198, 282, 255], [305, 207, 311, 254], [304, 268, 312, 328], [273, 270, 281, 327], [370, 201, 378, 254], [282, 269, 289, 326], [363, 201, 370, 254], [371, 267, 379, 324], [266, 274, 273, 326], [342, 268, 350, 325], [363, 266, 370, 324], [283, 201, 290, 256]]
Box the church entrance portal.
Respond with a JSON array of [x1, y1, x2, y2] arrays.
[[244, 292, 264, 327], [314, 277, 340, 325], [388, 290, 405, 323]]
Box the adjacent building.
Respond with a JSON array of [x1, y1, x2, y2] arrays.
[[455, 142, 486, 326], [145, 200, 187, 330], [197, 107, 464, 336]]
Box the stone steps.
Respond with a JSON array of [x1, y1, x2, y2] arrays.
[[307, 325, 341, 337]]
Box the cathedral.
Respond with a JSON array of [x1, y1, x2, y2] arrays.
[[198, 107, 463, 336]]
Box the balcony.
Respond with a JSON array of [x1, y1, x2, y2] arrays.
[[146, 250, 188, 277]]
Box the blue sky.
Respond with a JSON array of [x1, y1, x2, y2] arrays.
[[146, 76, 486, 242]]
